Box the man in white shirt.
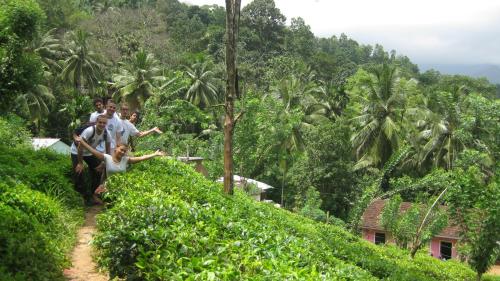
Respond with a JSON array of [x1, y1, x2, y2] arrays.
[[90, 98, 120, 122], [119, 103, 162, 145], [99, 100, 122, 151], [89, 98, 105, 122], [71, 115, 109, 204]]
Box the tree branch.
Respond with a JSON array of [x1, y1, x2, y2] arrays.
[[234, 110, 245, 125]]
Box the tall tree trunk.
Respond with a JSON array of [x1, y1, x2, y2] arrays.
[[223, 0, 241, 195]]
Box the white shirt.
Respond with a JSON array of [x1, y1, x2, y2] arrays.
[[70, 126, 108, 156], [96, 113, 123, 151], [89, 111, 105, 122], [103, 154, 128, 176], [120, 119, 139, 145], [90, 110, 120, 122]]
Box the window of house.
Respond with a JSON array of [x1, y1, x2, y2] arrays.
[[375, 232, 386, 245], [440, 241, 452, 260]]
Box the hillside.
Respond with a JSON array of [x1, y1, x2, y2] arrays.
[[420, 64, 500, 84], [93, 159, 476, 280]]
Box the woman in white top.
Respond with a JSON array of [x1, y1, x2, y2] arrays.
[[76, 135, 165, 174], [75, 135, 165, 202]]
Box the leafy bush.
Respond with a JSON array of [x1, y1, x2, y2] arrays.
[[0, 117, 83, 280], [94, 158, 476, 280], [0, 181, 81, 281], [0, 115, 31, 148], [0, 168, 82, 280], [0, 202, 64, 281], [0, 145, 82, 206]]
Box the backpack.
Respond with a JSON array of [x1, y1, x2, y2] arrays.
[[73, 122, 108, 146]]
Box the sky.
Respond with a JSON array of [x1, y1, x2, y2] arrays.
[[180, 0, 500, 66]]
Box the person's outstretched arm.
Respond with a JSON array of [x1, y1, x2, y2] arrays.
[[75, 136, 105, 161], [137, 127, 163, 138], [128, 150, 166, 164]]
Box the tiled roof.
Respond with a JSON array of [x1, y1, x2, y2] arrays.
[[361, 199, 460, 239]]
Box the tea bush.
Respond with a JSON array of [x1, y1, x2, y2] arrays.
[[94, 158, 476, 280], [0, 115, 31, 148], [0, 118, 83, 280], [0, 145, 82, 206], [0, 182, 81, 280]]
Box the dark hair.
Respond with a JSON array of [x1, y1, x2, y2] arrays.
[[130, 111, 140, 123], [96, 114, 108, 121], [93, 98, 103, 105]]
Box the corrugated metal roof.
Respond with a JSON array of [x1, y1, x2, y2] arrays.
[[32, 138, 61, 149], [217, 175, 275, 190]]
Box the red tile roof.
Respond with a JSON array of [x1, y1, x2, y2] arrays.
[[361, 199, 460, 239]]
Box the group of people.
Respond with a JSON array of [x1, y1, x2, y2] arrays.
[[71, 98, 165, 205]]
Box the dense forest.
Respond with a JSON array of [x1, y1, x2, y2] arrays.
[[1, 0, 499, 279]]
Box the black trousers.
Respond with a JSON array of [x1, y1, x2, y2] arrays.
[[71, 154, 102, 200]]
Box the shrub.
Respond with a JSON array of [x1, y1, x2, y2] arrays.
[[0, 115, 31, 148], [0, 115, 83, 280], [0, 181, 82, 280], [0, 146, 82, 206], [94, 158, 476, 280], [0, 201, 63, 281]]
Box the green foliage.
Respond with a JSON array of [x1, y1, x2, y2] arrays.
[[348, 63, 409, 169], [0, 181, 81, 281], [445, 164, 500, 278], [0, 0, 45, 112], [241, 0, 286, 56], [0, 201, 64, 281], [61, 29, 102, 94], [138, 90, 213, 154], [0, 145, 82, 206], [296, 186, 327, 222], [183, 59, 221, 108], [380, 195, 448, 250], [94, 158, 475, 280], [37, 0, 82, 29], [0, 115, 32, 147], [287, 120, 358, 219], [0, 121, 82, 280], [112, 49, 165, 111], [0, 0, 45, 42]]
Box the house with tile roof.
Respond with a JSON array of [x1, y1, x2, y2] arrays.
[[361, 199, 461, 260]]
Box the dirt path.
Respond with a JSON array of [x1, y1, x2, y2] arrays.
[[63, 205, 108, 281], [488, 265, 500, 275]]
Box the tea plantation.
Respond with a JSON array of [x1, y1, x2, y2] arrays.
[[94, 158, 477, 280], [0, 128, 83, 280]]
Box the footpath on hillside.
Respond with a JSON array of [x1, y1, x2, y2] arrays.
[[63, 206, 108, 281]]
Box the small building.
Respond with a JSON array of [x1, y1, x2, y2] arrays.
[[361, 199, 460, 260], [217, 175, 274, 201], [32, 138, 71, 155]]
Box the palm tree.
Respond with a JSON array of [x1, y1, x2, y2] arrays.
[[15, 83, 54, 131], [183, 61, 220, 109], [267, 72, 325, 206], [33, 29, 64, 72], [415, 87, 466, 170], [351, 63, 406, 170], [111, 50, 164, 111], [61, 30, 102, 95], [316, 80, 349, 118]]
